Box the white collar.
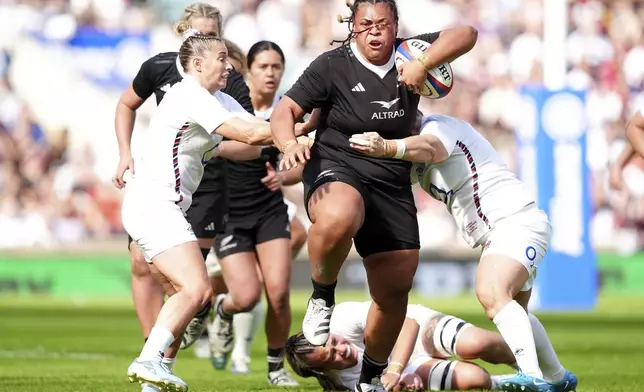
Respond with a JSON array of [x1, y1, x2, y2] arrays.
[[176, 56, 185, 78], [254, 95, 281, 120], [349, 41, 395, 79]]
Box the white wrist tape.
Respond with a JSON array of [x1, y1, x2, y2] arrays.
[[393, 139, 406, 159]]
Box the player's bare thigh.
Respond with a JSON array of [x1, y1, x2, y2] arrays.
[[410, 358, 492, 391]]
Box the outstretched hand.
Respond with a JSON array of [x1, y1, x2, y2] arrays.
[[349, 132, 387, 157], [279, 142, 310, 170]]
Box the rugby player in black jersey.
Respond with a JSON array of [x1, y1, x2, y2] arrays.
[[209, 41, 304, 386], [270, 1, 477, 391], [111, 3, 260, 391]]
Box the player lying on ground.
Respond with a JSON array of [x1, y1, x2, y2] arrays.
[[338, 113, 577, 392], [285, 301, 518, 391]]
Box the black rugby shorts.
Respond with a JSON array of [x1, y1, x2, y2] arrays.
[[185, 187, 229, 239], [214, 203, 290, 259], [302, 158, 420, 258]]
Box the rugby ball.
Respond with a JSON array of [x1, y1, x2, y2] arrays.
[[395, 39, 454, 99]]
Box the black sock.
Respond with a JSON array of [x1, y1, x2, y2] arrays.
[[200, 248, 210, 260], [267, 347, 284, 372], [216, 297, 233, 320], [195, 300, 212, 319], [311, 278, 337, 306], [359, 353, 387, 385]]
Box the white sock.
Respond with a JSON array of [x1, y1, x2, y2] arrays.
[[528, 313, 565, 382], [492, 300, 542, 377], [232, 299, 265, 360], [161, 356, 176, 372], [139, 326, 175, 362]]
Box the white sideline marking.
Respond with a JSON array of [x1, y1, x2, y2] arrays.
[[0, 347, 113, 360]]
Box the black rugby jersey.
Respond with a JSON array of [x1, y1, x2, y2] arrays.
[[226, 100, 284, 219], [131, 52, 254, 191], [285, 33, 439, 189]]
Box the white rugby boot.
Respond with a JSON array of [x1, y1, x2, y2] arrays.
[[180, 306, 210, 349], [302, 297, 334, 346], [355, 376, 386, 392], [193, 334, 210, 359], [127, 358, 188, 392], [230, 355, 250, 374], [268, 368, 299, 387], [141, 383, 161, 392], [208, 294, 234, 354]]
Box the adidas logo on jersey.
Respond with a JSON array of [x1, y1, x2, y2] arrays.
[[351, 83, 366, 92], [204, 222, 216, 232]]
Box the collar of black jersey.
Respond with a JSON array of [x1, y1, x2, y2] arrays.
[[349, 42, 396, 79]]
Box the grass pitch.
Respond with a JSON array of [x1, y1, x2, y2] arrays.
[[1, 292, 643, 391]]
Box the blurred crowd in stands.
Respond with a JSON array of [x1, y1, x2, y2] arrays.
[[0, 0, 643, 253]]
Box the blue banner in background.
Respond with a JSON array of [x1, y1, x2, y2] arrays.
[[36, 27, 151, 91], [517, 86, 597, 311]]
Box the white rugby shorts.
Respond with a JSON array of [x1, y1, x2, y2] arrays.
[[205, 248, 222, 277], [121, 192, 197, 263], [284, 197, 297, 223], [406, 305, 440, 360], [479, 204, 552, 291]]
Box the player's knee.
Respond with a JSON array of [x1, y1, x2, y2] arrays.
[[452, 328, 487, 360], [451, 361, 491, 390], [370, 273, 413, 311], [313, 208, 360, 243], [199, 285, 213, 308], [265, 287, 289, 314], [180, 278, 212, 309], [194, 277, 213, 305], [130, 249, 150, 278], [370, 284, 409, 313], [476, 284, 512, 319], [230, 285, 261, 312]]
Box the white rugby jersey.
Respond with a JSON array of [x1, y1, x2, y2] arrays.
[[130, 74, 252, 211], [253, 95, 280, 120], [412, 115, 534, 247], [327, 301, 434, 389], [326, 301, 368, 389]]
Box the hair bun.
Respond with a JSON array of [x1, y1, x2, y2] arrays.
[[182, 28, 201, 41]]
